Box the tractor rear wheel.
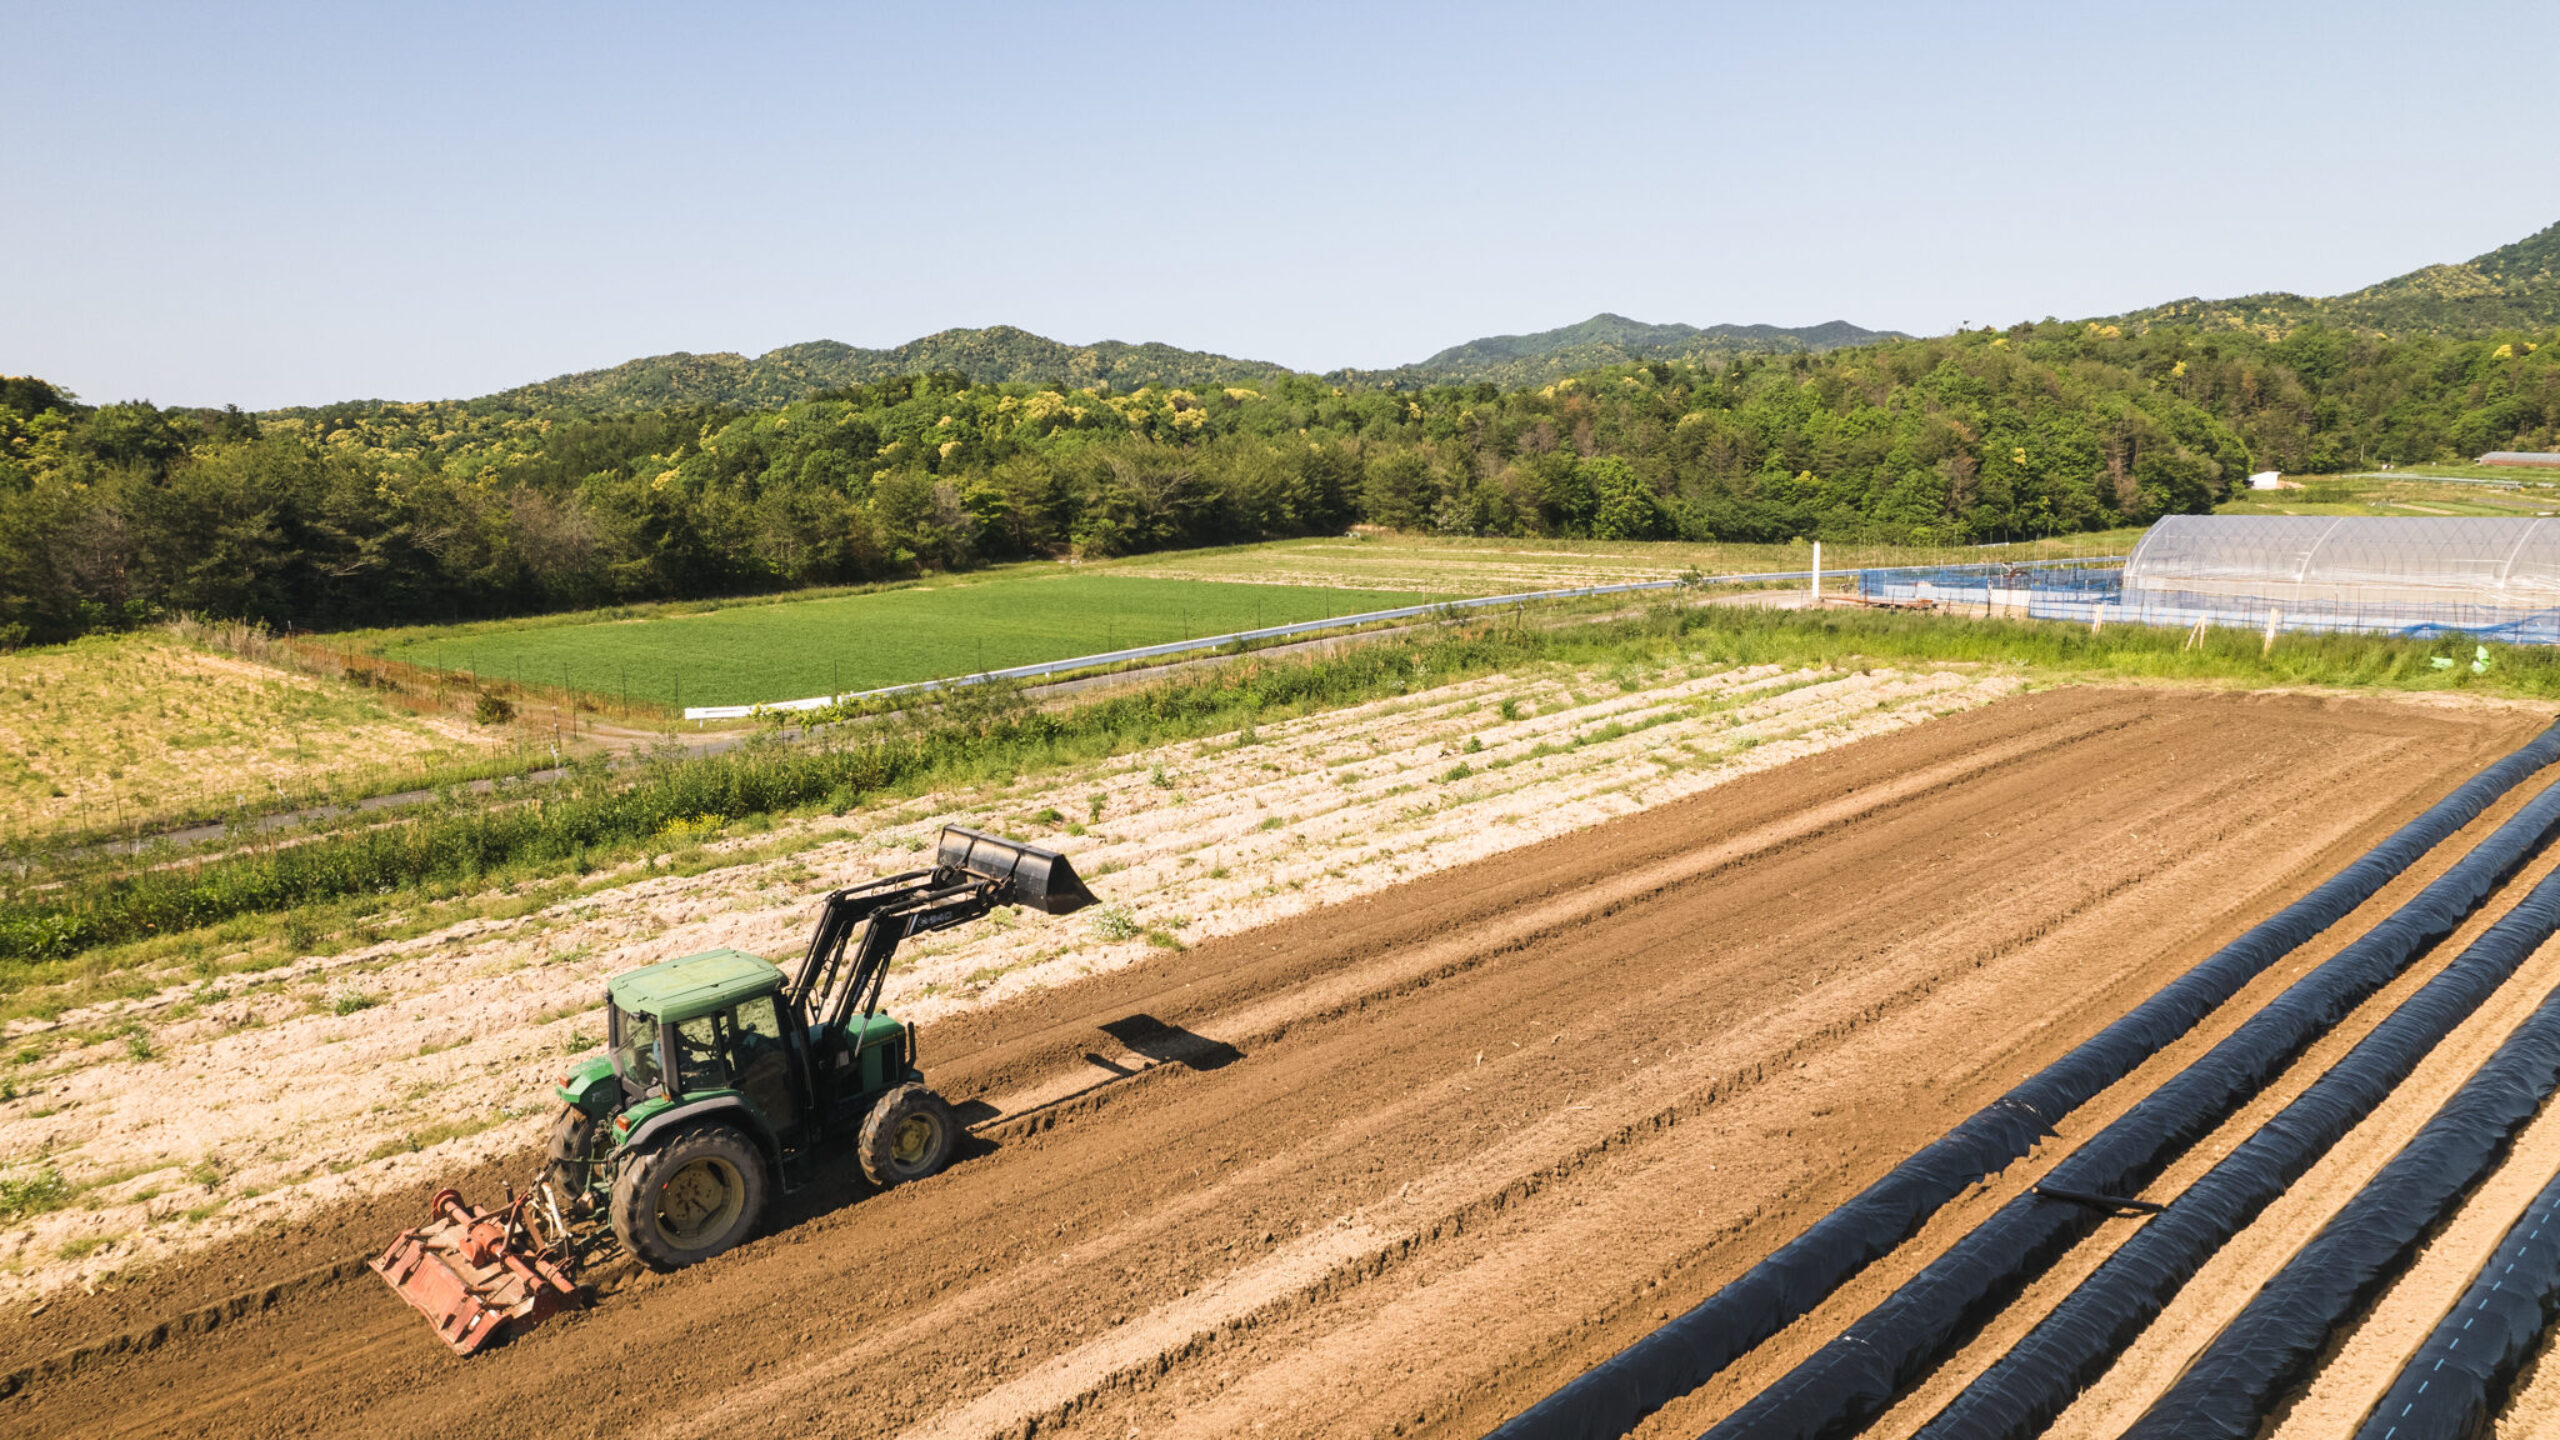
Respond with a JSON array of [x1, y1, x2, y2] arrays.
[[858, 1083, 958, 1189], [610, 1124, 768, 1270], [543, 1105, 608, 1213]]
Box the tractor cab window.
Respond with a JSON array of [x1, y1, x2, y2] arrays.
[[727, 995, 799, 1140], [612, 1006, 662, 1091], [730, 996, 784, 1056], [672, 1016, 730, 1095]]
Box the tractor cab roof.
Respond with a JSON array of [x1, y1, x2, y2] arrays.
[[608, 948, 783, 1024]]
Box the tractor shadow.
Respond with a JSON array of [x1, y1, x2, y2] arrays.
[[1093, 1013, 1244, 1073]]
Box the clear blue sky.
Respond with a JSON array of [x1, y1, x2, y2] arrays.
[[9, 1, 2557, 410]]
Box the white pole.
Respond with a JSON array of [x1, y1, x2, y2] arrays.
[[1811, 540, 1822, 609]]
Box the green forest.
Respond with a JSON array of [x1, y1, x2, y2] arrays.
[[6, 318, 2559, 645]]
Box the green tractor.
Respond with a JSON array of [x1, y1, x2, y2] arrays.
[[372, 826, 1098, 1353]]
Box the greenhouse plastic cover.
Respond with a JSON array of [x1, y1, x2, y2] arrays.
[[2122, 516, 2560, 610]]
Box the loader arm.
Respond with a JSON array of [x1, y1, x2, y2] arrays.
[[786, 826, 1100, 1032]]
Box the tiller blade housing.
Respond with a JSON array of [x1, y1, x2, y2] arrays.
[[371, 1187, 582, 1354]]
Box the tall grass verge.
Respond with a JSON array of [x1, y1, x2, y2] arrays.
[[6, 604, 2552, 976]]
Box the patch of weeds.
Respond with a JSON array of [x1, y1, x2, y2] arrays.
[[1029, 807, 1064, 826], [562, 1031, 598, 1053], [1463, 735, 1484, 754], [1142, 929, 1186, 951], [1209, 866, 1230, 880], [1087, 793, 1107, 823], [1440, 763, 1474, 782], [1257, 816, 1285, 832], [1498, 697, 1523, 721], [320, 980, 384, 1016], [120, 1022, 155, 1061], [1086, 905, 1140, 943], [185, 1155, 227, 1189], [56, 1234, 120, 1262], [1148, 766, 1174, 790], [0, 1165, 71, 1220]]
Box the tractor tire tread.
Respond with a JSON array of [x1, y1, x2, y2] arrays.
[[858, 1083, 959, 1189], [609, 1123, 769, 1271]]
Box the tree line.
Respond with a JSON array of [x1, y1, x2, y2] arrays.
[[5, 320, 2557, 644]]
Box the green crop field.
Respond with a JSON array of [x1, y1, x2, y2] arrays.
[[377, 574, 1457, 709]]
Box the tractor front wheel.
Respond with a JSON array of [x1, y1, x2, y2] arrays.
[[858, 1083, 958, 1189], [544, 1105, 608, 1213], [610, 1124, 769, 1270]]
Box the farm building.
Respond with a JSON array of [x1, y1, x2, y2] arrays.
[[2478, 451, 2560, 468], [2123, 515, 2560, 611]]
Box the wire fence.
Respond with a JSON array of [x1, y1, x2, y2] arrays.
[[1858, 561, 2560, 643]]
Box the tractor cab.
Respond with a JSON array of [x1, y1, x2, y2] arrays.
[[602, 949, 808, 1146]]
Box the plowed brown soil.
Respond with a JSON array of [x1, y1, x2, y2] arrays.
[[4, 687, 2549, 1440]]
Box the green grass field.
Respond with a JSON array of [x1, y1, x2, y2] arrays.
[[378, 574, 1457, 708]]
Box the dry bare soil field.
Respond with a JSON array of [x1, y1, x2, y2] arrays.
[[10, 684, 2560, 1439]]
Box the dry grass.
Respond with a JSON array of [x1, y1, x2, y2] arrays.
[[0, 633, 504, 847]]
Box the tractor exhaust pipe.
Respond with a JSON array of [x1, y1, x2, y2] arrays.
[[936, 826, 1099, 915]]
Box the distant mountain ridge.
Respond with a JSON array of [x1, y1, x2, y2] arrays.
[[283, 218, 2560, 418], [1334, 314, 1903, 389], [474, 326, 1298, 416], [2114, 221, 2560, 338], [440, 313, 1902, 417]]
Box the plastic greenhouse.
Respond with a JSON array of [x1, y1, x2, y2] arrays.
[[2122, 516, 2560, 610], [1859, 516, 2560, 643]]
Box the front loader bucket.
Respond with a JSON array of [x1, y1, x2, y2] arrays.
[[371, 1188, 582, 1355], [938, 825, 1099, 915]]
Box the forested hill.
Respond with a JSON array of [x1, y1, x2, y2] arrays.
[[427, 327, 1301, 418], [320, 314, 1904, 419], [13, 316, 2560, 645], [1332, 315, 1904, 389], [2118, 220, 2560, 339]]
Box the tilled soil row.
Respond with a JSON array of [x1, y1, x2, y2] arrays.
[[2, 687, 2546, 1440]]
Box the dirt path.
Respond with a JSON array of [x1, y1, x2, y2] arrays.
[[1, 687, 2545, 1440]]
